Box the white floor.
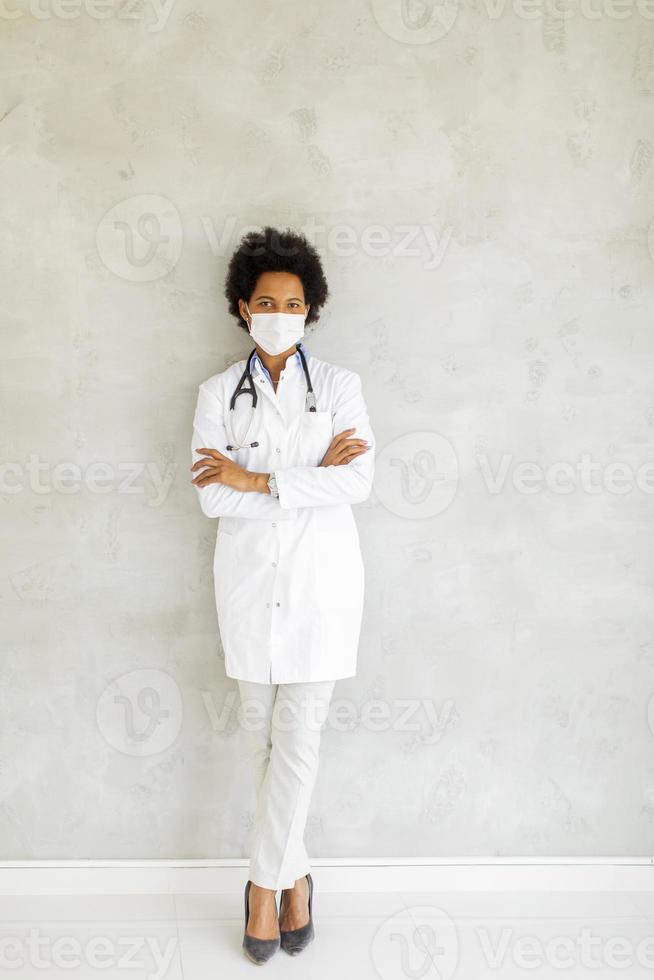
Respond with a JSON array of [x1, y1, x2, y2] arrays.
[[0, 888, 652, 978]]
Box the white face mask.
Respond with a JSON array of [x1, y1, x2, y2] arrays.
[[244, 302, 306, 356]]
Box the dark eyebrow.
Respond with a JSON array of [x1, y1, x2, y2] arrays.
[[254, 295, 304, 302]]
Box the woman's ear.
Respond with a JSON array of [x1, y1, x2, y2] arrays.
[[239, 299, 251, 325]]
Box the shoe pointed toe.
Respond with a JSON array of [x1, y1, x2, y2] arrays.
[[280, 919, 315, 954], [279, 872, 315, 956], [242, 934, 280, 964], [242, 880, 280, 964]]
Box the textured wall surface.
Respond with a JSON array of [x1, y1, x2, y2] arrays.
[[1, 0, 653, 859]]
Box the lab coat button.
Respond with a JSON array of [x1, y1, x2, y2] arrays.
[[272, 522, 277, 528], [272, 561, 277, 567], [275, 448, 281, 453], [276, 602, 280, 607]]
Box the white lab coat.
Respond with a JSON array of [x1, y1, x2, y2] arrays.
[[191, 348, 375, 684]]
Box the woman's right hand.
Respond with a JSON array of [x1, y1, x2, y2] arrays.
[[320, 428, 370, 467]]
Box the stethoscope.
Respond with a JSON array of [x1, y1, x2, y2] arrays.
[[225, 344, 317, 451]]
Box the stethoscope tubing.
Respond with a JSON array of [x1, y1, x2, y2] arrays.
[[226, 345, 316, 451]]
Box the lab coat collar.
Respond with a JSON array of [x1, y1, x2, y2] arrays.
[[251, 343, 308, 381]]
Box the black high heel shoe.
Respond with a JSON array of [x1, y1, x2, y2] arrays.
[[242, 880, 280, 964], [279, 872, 314, 955]]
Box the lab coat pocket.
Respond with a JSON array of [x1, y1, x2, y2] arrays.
[[299, 411, 333, 467]]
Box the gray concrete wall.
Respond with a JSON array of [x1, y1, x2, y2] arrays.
[[2, 0, 653, 858]]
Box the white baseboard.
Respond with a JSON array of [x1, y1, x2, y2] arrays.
[[0, 857, 651, 894]]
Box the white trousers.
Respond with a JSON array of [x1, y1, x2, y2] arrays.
[[236, 678, 336, 891]]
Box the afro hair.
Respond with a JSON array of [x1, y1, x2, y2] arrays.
[[224, 225, 329, 329]]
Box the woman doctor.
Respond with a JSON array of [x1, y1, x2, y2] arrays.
[[190, 226, 375, 964]]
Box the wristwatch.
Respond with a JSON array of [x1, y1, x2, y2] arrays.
[[267, 472, 279, 498]]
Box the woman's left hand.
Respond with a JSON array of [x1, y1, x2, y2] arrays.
[[191, 448, 258, 493]]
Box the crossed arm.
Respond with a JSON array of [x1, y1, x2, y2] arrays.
[[190, 371, 375, 517]]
